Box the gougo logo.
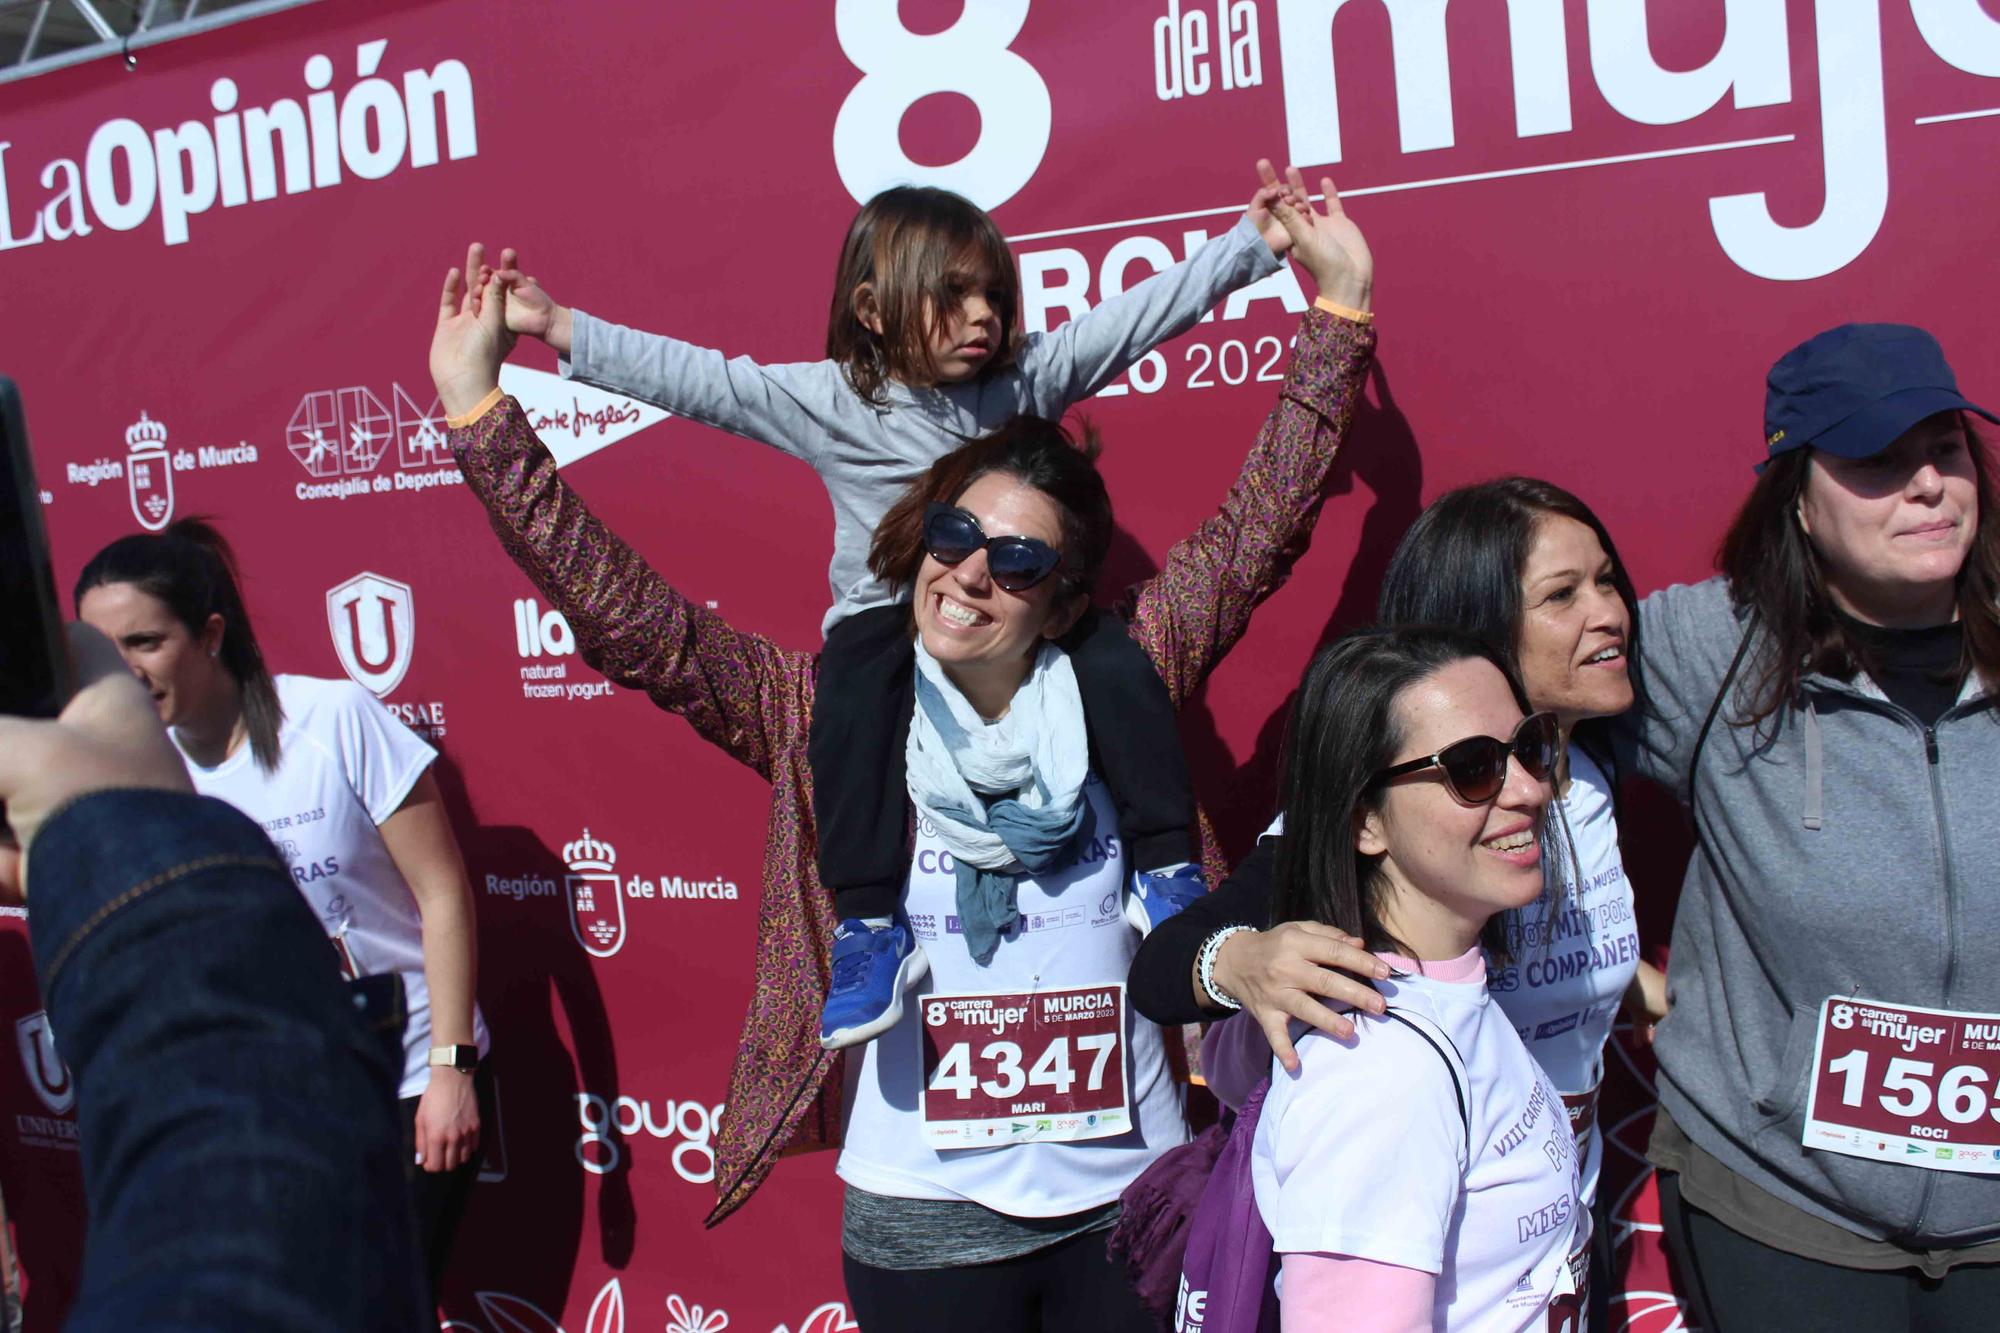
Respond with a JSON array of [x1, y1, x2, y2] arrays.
[[574, 1092, 725, 1184]]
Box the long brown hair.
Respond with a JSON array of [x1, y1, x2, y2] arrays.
[[74, 518, 287, 771], [824, 186, 1019, 404], [1271, 626, 1563, 965], [868, 415, 1111, 603], [1717, 414, 2000, 729]]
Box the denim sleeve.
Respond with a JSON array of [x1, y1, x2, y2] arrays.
[[30, 790, 428, 1333]]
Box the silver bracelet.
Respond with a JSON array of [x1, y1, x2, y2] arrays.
[[1197, 925, 1254, 1011]]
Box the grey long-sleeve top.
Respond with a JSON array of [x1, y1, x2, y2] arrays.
[[560, 215, 1284, 635]]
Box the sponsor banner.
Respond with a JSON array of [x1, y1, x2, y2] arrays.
[[7, 0, 1997, 1328]]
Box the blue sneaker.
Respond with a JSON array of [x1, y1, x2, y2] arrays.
[[819, 918, 930, 1051], [1123, 863, 1207, 936]]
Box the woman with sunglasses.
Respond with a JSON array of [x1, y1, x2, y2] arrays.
[[1240, 626, 1585, 1329], [431, 183, 1386, 1328], [1134, 478, 1657, 1326]]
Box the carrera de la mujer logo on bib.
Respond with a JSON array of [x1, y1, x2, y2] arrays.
[[918, 983, 1129, 1147]]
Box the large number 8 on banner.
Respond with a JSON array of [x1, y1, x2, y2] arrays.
[[832, 0, 1053, 209]]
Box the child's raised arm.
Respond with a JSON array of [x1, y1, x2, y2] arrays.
[[485, 247, 841, 469], [1014, 159, 1298, 415]]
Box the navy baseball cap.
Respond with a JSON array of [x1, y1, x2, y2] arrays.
[[1761, 323, 1995, 470]]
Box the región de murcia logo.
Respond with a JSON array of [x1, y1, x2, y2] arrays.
[[558, 825, 741, 960], [125, 411, 173, 530], [564, 828, 625, 959]]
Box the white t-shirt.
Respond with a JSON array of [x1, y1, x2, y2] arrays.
[[1252, 956, 1584, 1332], [1488, 745, 1638, 1205], [838, 773, 1189, 1214], [175, 674, 490, 1098]]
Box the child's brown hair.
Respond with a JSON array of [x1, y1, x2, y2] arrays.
[[824, 186, 1020, 404]]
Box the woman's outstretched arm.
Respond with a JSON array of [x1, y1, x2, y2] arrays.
[[434, 251, 814, 780], [1123, 178, 1376, 702]]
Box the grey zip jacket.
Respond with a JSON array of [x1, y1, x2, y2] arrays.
[[1620, 575, 2000, 1247]]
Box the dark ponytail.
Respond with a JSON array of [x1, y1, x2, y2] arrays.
[[74, 518, 285, 771]]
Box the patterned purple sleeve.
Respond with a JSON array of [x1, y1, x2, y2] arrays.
[[450, 397, 815, 781], [1124, 309, 1378, 701]]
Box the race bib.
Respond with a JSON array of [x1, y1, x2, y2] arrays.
[[1561, 1085, 1599, 1145], [1802, 997, 2000, 1173], [917, 983, 1130, 1149], [1547, 1240, 1590, 1333]]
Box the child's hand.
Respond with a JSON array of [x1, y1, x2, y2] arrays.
[[1246, 159, 1291, 257], [1270, 167, 1373, 314], [432, 246, 515, 419], [479, 247, 574, 357]]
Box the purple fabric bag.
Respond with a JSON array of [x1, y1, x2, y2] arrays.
[[1173, 1077, 1279, 1332], [1107, 1078, 1279, 1332], [1107, 1116, 1232, 1319]]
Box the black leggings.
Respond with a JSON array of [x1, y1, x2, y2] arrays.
[[843, 1230, 1160, 1333], [398, 1060, 495, 1306], [1656, 1170, 2000, 1332]]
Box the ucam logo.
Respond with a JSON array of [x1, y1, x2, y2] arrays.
[[0, 38, 475, 252], [327, 571, 415, 697], [15, 1011, 73, 1116], [574, 1090, 725, 1184]]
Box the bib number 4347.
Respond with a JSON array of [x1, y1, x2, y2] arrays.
[[918, 984, 1130, 1148]]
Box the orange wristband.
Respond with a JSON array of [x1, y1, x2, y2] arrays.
[[446, 387, 506, 429], [1313, 295, 1373, 324]]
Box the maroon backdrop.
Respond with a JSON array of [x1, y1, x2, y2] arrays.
[[3, 2, 1997, 1329]]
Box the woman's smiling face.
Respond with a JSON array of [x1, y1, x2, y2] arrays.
[[911, 470, 1080, 715]]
